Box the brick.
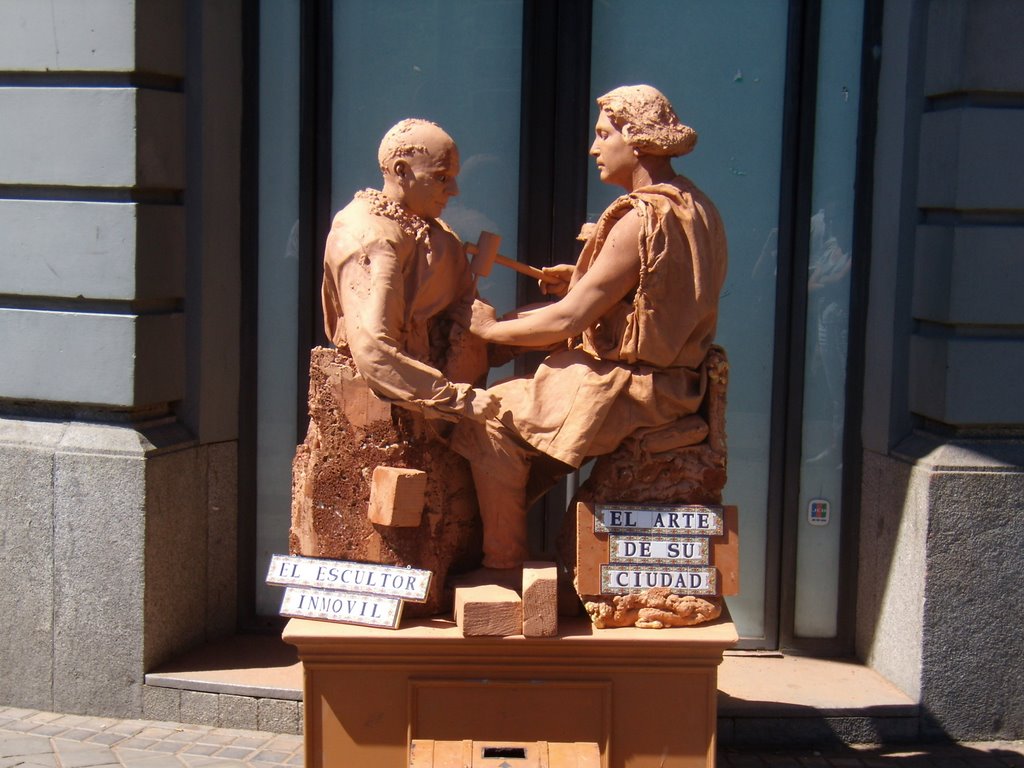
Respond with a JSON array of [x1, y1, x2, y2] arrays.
[[367, 466, 426, 527], [454, 584, 522, 637], [521, 562, 558, 638]]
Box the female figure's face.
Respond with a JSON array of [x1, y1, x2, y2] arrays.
[[590, 110, 637, 191]]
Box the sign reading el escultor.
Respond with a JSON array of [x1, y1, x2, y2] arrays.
[[266, 554, 433, 628], [267, 554, 432, 602]]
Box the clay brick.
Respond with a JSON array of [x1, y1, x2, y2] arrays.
[[454, 584, 522, 637], [521, 562, 558, 637], [367, 466, 426, 527]]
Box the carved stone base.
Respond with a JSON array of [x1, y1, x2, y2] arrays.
[[583, 589, 723, 629], [556, 346, 731, 628], [290, 347, 482, 616]]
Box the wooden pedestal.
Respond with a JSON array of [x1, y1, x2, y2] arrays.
[[283, 611, 737, 768]]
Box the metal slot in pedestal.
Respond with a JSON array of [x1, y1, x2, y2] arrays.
[[482, 746, 527, 759]]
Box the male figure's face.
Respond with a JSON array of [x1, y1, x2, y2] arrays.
[[590, 110, 636, 190], [397, 146, 461, 220]]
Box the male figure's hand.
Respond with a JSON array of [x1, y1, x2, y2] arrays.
[[468, 298, 499, 339], [463, 387, 502, 422]]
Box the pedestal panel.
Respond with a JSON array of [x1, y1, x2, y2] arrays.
[[284, 613, 737, 768]]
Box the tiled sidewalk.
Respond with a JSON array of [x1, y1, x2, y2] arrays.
[[3, 705, 1022, 767], [718, 742, 1024, 768], [0, 707, 302, 768]]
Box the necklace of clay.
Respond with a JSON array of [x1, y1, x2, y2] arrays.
[[356, 189, 431, 245]]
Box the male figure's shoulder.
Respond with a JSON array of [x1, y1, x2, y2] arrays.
[[329, 191, 415, 250]]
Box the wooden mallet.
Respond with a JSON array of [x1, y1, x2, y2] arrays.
[[465, 231, 546, 282]]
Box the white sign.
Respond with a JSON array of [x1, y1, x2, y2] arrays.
[[280, 586, 402, 629], [594, 504, 723, 535], [600, 565, 717, 596], [609, 535, 708, 564], [267, 555, 431, 603]]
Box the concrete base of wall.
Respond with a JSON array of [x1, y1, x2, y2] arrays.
[[0, 415, 237, 718], [858, 433, 1024, 741]]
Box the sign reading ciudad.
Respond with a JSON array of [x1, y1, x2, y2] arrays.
[[266, 554, 433, 629], [578, 503, 736, 598]]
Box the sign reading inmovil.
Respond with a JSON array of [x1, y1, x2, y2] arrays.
[[267, 554, 432, 603], [279, 586, 403, 629]]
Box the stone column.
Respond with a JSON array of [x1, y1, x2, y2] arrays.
[[0, 0, 241, 718], [858, 0, 1024, 741]]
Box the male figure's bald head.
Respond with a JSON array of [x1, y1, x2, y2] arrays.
[[378, 119, 457, 175], [378, 119, 461, 220]]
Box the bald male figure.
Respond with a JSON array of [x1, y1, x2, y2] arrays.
[[321, 118, 498, 423]]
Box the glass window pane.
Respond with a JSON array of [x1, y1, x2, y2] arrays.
[[255, 0, 301, 616], [589, 0, 790, 641], [331, 0, 523, 316], [794, 0, 863, 638]]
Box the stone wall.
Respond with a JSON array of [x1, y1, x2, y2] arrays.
[[0, 0, 241, 717], [858, 0, 1024, 740]]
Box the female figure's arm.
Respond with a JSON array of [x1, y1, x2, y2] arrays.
[[470, 211, 642, 347]]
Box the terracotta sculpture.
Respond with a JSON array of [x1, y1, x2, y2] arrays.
[[319, 118, 498, 422], [451, 85, 729, 580], [290, 119, 496, 614]]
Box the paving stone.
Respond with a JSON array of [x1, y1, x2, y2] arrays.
[[215, 747, 256, 760], [179, 758, 247, 768], [105, 719, 149, 737], [18, 753, 59, 767], [117, 738, 158, 750], [25, 713, 62, 725], [0, 734, 55, 756], [112, 748, 187, 768], [85, 732, 125, 746], [50, 742, 118, 768], [137, 728, 178, 741], [261, 735, 301, 753], [5, 720, 42, 733], [0, 708, 37, 720], [183, 744, 220, 756], [165, 730, 203, 744], [250, 751, 289, 764], [194, 732, 236, 747], [62, 729, 99, 742], [228, 736, 272, 750], [147, 741, 182, 754], [28, 725, 68, 737]]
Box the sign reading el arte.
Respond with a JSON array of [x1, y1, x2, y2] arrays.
[[594, 504, 724, 536], [267, 554, 431, 602], [601, 565, 717, 596], [610, 535, 708, 564], [280, 586, 403, 629]]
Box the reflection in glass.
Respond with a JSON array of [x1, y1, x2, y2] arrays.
[[255, 1, 300, 616], [794, 1, 863, 638], [331, 0, 523, 317], [590, 0, 789, 640]]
